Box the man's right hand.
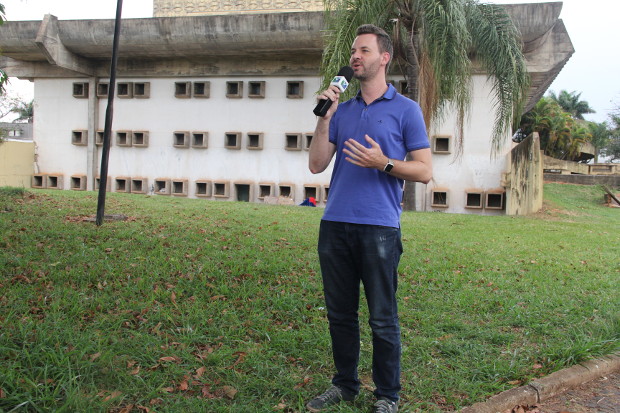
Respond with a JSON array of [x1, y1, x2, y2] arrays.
[[317, 85, 342, 119]]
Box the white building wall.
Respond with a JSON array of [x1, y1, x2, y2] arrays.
[[34, 74, 513, 214], [425, 74, 512, 215], [34, 76, 333, 203]]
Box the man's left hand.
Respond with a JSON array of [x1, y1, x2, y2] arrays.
[[343, 135, 388, 170]]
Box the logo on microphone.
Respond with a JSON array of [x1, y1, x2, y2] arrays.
[[331, 76, 349, 93]]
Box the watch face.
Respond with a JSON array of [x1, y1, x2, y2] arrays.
[[384, 161, 394, 172]]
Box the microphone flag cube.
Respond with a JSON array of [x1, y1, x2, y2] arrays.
[[330, 76, 349, 93]]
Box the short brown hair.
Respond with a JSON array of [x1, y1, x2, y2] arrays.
[[356, 24, 393, 62]]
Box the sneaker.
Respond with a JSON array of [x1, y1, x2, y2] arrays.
[[306, 385, 355, 412], [372, 398, 398, 413]]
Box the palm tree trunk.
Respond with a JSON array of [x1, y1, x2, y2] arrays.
[[402, 33, 420, 211]]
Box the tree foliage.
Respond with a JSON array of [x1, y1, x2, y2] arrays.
[[0, 95, 32, 122], [587, 120, 611, 163], [548, 90, 595, 120], [518, 97, 592, 160], [601, 108, 620, 162], [319, 0, 530, 157], [10, 99, 33, 123]]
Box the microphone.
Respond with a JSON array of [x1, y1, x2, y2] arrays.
[[313, 66, 354, 117]]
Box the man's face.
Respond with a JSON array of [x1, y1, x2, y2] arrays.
[[349, 33, 387, 81]]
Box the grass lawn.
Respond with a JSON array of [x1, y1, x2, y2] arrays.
[[0, 183, 618, 412]]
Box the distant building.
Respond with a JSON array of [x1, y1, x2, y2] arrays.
[[0, 122, 33, 140], [0, 2, 574, 214]]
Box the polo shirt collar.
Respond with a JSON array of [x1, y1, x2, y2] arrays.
[[354, 82, 397, 103]]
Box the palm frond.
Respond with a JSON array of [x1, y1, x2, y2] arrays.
[[320, 0, 530, 159], [417, 0, 473, 158], [465, 1, 530, 156]]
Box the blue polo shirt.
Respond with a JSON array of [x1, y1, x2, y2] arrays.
[[323, 83, 429, 228]]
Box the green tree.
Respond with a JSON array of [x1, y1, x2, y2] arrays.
[[548, 90, 595, 120], [518, 96, 592, 160], [601, 109, 620, 162], [10, 99, 33, 123], [517, 97, 557, 143], [587, 121, 611, 163], [319, 0, 530, 159]]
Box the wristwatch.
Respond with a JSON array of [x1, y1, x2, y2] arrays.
[[383, 158, 394, 173]]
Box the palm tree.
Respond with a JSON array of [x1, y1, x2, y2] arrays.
[[319, 0, 529, 209], [518, 97, 557, 144], [548, 90, 595, 120], [519, 96, 594, 160], [587, 121, 611, 163], [320, 0, 529, 155], [601, 108, 620, 162]]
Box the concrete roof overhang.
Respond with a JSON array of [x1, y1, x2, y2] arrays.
[[0, 2, 573, 110]]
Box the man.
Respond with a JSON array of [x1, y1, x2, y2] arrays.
[[306, 24, 432, 413]]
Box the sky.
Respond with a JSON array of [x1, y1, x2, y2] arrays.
[[2, 0, 619, 124]]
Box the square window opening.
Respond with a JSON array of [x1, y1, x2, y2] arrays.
[[247, 133, 263, 150], [117, 82, 133, 98], [47, 176, 59, 189], [115, 178, 129, 192], [192, 132, 208, 148], [486, 192, 505, 210], [304, 186, 319, 201], [95, 131, 107, 146], [70, 176, 85, 191], [235, 184, 251, 202], [96, 83, 109, 97], [248, 81, 265, 98], [214, 182, 229, 197], [431, 190, 448, 207], [287, 81, 304, 98], [154, 179, 170, 195], [134, 82, 150, 98], [285, 133, 301, 151], [466, 192, 483, 209], [175, 82, 191, 98], [171, 180, 188, 196], [131, 179, 147, 193], [72, 82, 88, 98], [95, 176, 110, 191], [279, 185, 293, 199], [433, 136, 451, 154], [116, 131, 131, 147], [132, 131, 149, 147], [71, 130, 87, 146], [195, 181, 211, 197], [226, 81, 243, 98], [193, 81, 210, 98], [225, 132, 241, 149], [259, 184, 273, 199], [173, 131, 189, 148], [32, 175, 45, 188]]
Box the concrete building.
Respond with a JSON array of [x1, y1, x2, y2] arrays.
[[0, 122, 33, 140], [0, 2, 574, 214]]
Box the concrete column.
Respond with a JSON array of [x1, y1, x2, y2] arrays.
[[87, 77, 98, 191]]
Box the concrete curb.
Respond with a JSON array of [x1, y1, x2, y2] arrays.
[[456, 352, 620, 413]]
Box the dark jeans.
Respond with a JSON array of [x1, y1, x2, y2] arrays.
[[318, 220, 403, 402]]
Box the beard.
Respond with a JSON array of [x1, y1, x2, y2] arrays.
[[351, 58, 383, 81]]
